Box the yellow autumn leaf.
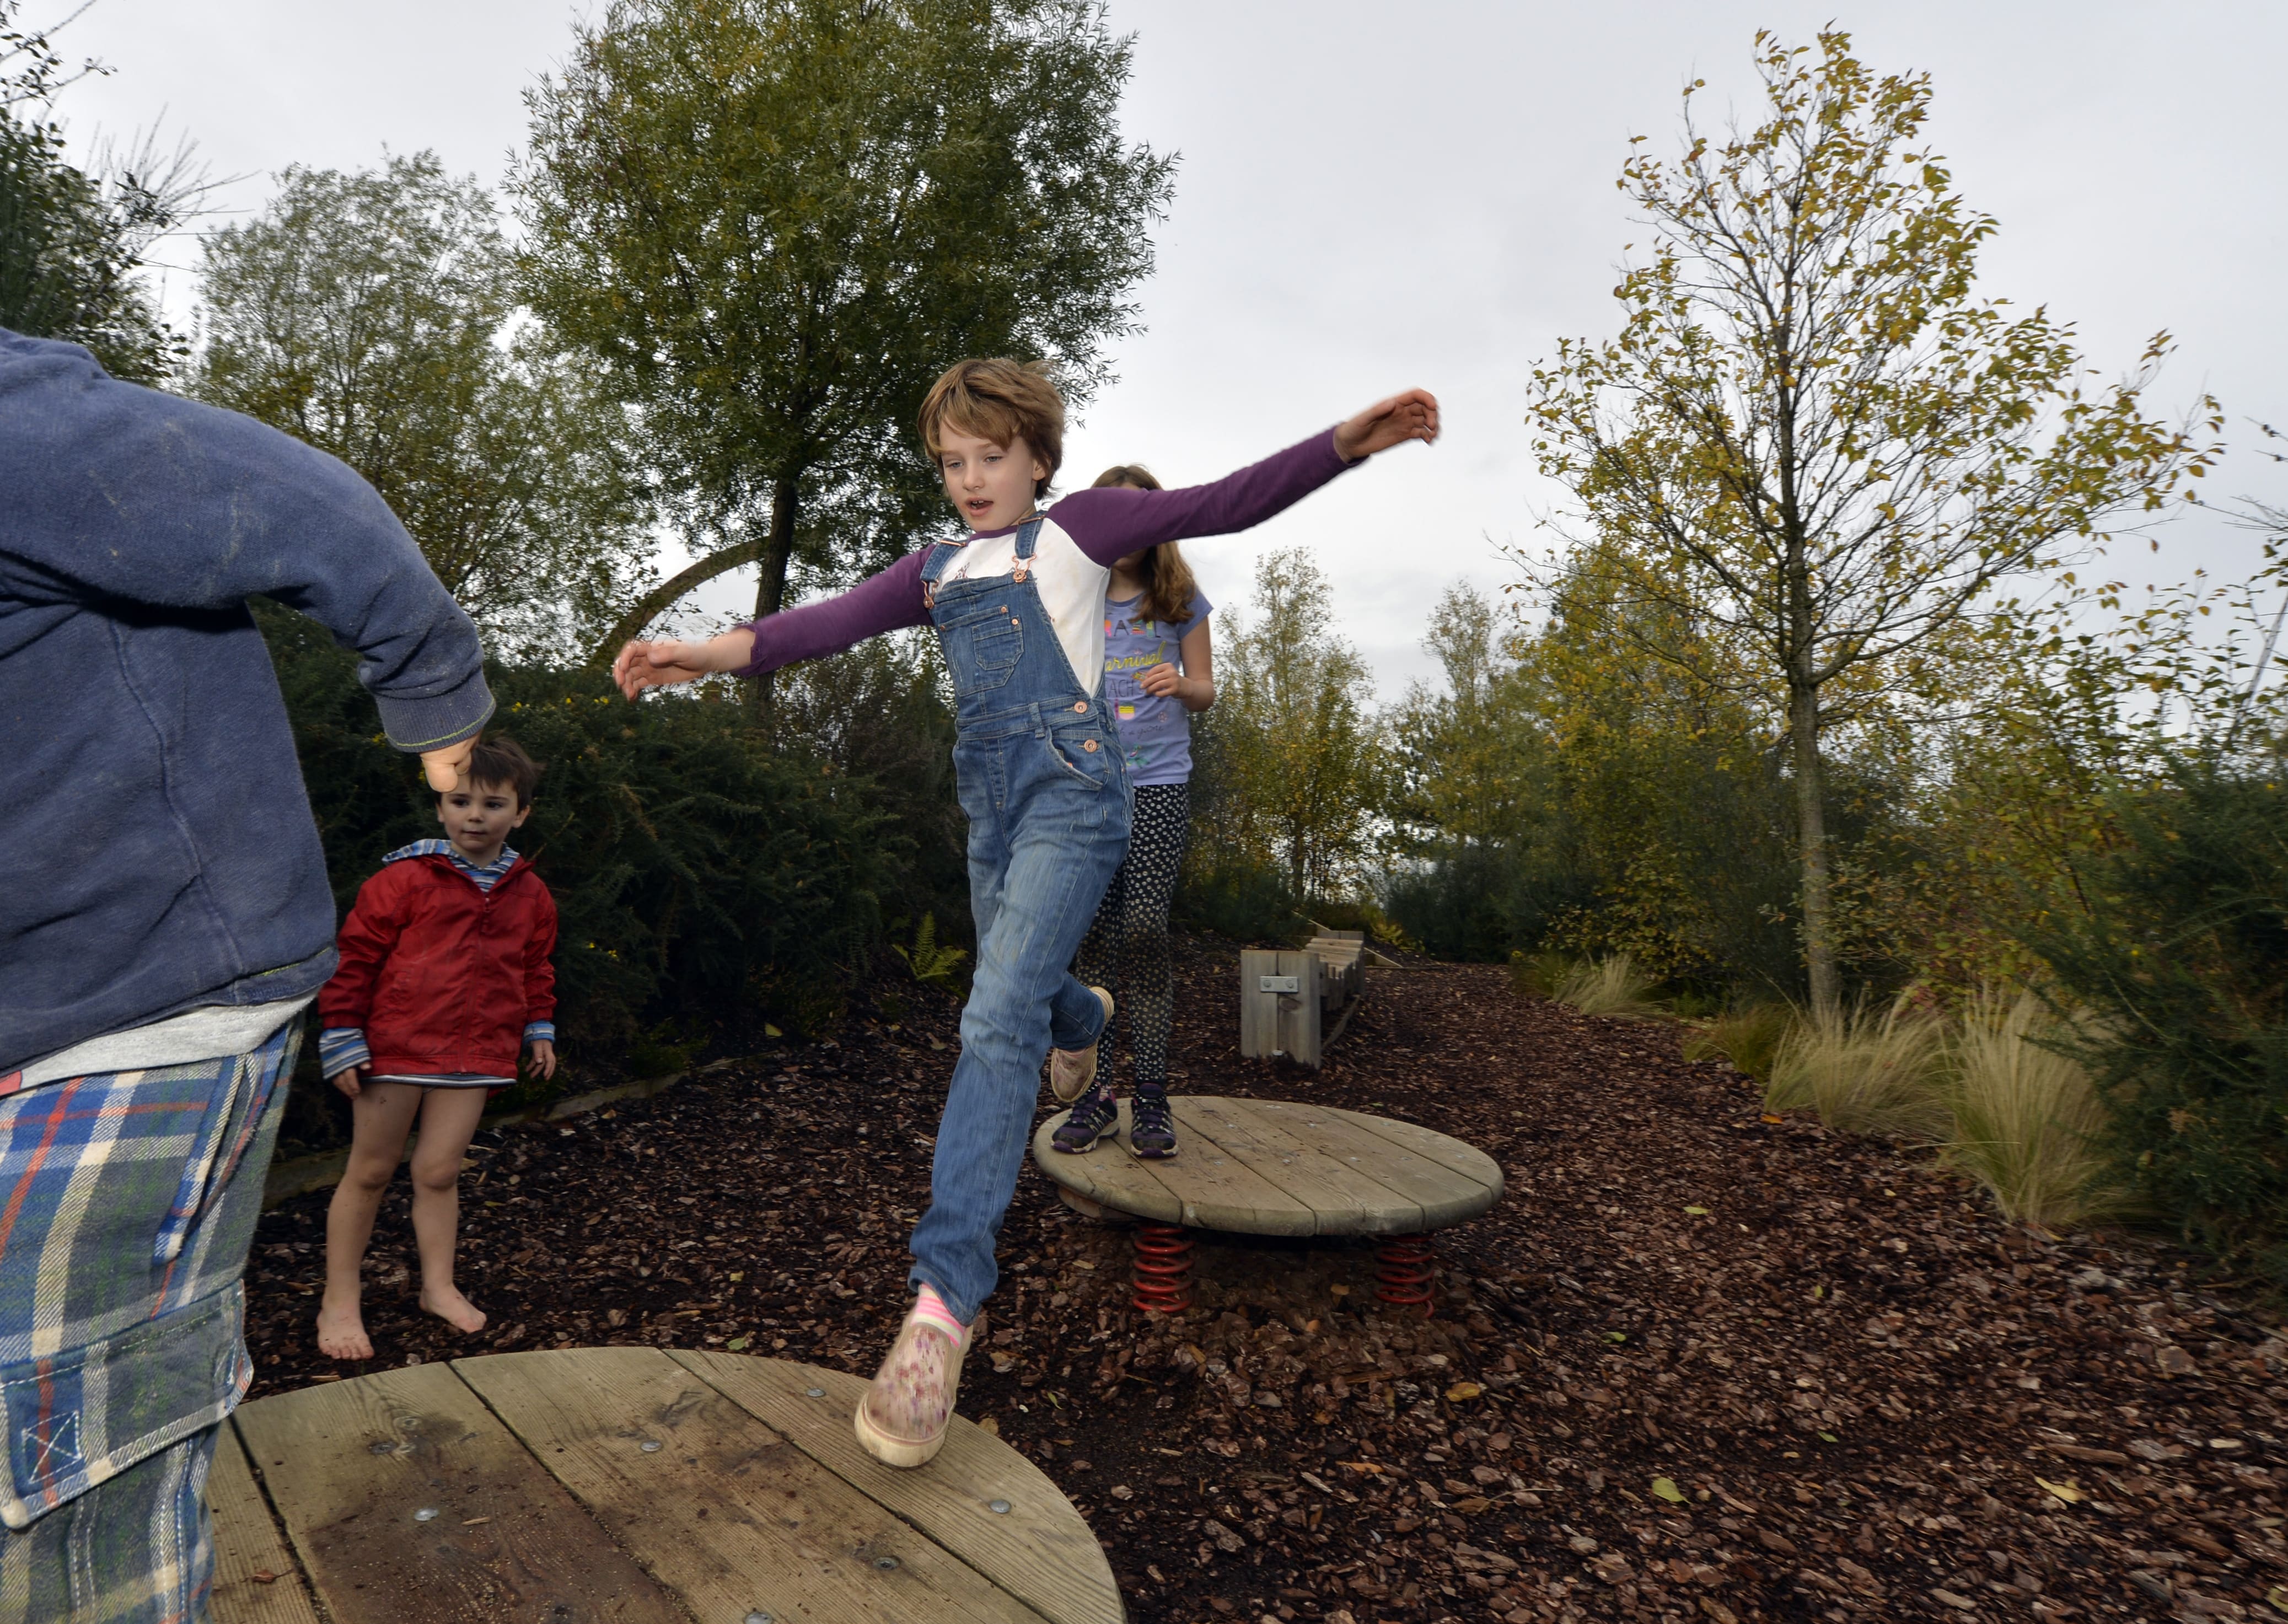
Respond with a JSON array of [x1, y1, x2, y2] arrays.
[[1652, 1477, 1687, 1503], [2034, 1476, 2085, 1504], [1445, 1381, 1484, 1402]]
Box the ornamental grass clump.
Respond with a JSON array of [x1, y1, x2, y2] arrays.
[[1539, 953, 1662, 1019], [1765, 998, 1950, 1140], [1682, 1002, 1791, 1082], [1940, 988, 2121, 1228]]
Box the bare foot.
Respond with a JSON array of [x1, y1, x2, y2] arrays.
[[419, 1286, 487, 1336], [315, 1295, 373, 1360]]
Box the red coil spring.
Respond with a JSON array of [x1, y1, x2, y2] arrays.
[[1131, 1222, 1195, 1314], [1375, 1236, 1436, 1318]]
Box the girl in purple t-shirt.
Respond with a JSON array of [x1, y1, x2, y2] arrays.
[[1053, 465, 1211, 1160]]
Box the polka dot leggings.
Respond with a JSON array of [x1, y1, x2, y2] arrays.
[[1075, 781, 1190, 1093]]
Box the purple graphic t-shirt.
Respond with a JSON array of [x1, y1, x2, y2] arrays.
[[1103, 590, 1210, 787]]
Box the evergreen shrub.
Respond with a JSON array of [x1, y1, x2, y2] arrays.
[[262, 605, 904, 1145], [2033, 759, 2288, 1276]]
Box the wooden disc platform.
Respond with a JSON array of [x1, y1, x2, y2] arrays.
[[206, 1347, 1122, 1624], [1029, 1095, 1502, 1235]]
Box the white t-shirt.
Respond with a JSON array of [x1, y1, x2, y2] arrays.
[[932, 517, 1111, 697]]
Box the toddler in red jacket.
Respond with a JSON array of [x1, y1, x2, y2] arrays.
[[314, 736, 559, 1360]]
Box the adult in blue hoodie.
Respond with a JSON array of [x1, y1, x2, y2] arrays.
[[0, 328, 491, 1621]]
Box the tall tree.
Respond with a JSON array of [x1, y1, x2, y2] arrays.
[[514, 0, 1175, 670], [0, 1, 196, 380], [1204, 550, 1384, 905], [1524, 29, 2216, 1012], [193, 153, 651, 658]]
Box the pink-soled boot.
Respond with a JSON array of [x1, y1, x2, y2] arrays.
[[853, 1298, 982, 1469]]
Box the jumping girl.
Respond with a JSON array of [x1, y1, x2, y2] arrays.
[[1052, 464, 1210, 1161], [613, 361, 1436, 1469]]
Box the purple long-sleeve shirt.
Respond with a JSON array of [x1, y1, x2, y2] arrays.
[[733, 428, 1353, 678]]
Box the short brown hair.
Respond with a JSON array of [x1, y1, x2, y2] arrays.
[[1092, 464, 1199, 626], [919, 358, 1065, 497], [441, 735, 542, 809]]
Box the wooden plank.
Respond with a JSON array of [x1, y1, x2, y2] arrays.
[[455, 1347, 1040, 1624], [1240, 1100, 1502, 1229], [1239, 950, 1322, 1067], [1032, 1106, 1317, 1235], [1174, 1098, 1424, 1235], [233, 1362, 685, 1624], [206, 1419, 322, 1624], [1326, 1105, 1506, 1191], [670, 1353, 1124, 1624]]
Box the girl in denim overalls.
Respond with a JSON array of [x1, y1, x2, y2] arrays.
[[614, 359, 1438, 1467]]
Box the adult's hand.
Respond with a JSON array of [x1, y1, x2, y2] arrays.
[[1333, 389, 1441, 462], [421, 737, 475, 793], [612, 634, 745, 700]]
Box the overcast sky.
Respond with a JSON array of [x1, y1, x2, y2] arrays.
[[49, 0, 2288, 697]]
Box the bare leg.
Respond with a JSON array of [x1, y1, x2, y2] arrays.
[[409, 1086, 491, 1335], [318, 1082, 425, 1359]]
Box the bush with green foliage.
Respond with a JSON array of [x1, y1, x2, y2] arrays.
[[2032, 759, 2288, 1276], [264, 603, 901, 1055]]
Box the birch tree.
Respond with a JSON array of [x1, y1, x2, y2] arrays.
[[1525, 29, 2216, 1011]]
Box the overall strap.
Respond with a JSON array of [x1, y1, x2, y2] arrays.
[[1011, 517, 1045, 584], [918, 539, 961, 607]]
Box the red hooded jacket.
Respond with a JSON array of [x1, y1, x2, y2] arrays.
[[318, 851, 557, 1077]]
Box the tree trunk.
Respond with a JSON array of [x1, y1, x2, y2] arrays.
[[749, 475, 801, 726], [584, 538, 762, 667], [1788, 676, 1839, 1015]]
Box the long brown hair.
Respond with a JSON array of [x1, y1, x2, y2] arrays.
[[1091, 464, 1199, 626]]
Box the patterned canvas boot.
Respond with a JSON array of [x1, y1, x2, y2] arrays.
[[1048, 986, 1115, 1104], [853, 1294, 982, 1469]]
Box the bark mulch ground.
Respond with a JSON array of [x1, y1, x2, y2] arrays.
[[244, 938, 2288, 1624]]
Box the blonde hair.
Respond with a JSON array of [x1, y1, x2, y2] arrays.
[[1091, 464, 1199, 627], [919, 359, 1065, 497]]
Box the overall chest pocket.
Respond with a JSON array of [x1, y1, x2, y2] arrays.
[[937, 601, 1025, 692]]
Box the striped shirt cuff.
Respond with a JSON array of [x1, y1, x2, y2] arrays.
[[524, 1022, 555, 1045], [319, 1027, 371, 1077]]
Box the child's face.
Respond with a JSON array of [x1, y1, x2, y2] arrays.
[[435, 778, 530, 864], [937, 426, 1048, 532]]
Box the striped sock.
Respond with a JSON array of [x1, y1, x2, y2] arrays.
[[912, 1284, 968, 1342]]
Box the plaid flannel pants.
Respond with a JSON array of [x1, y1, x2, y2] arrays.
[[0, 1019, 298, 1624]]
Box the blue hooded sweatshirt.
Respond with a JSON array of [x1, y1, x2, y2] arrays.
[[0, 330, 493, 1076]]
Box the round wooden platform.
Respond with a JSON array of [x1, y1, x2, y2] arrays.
[[1029, 1094, 1502, 1235], [205, 1347, 1123, 1624]]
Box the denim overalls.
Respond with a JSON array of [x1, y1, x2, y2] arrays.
[[907, 519, 1132, 1322]]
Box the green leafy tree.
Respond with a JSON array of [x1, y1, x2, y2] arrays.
[[192, 153, 651, 658], [1524, 29, 2217, 1012], [1201, 549, 1384, 905], [513, 0, 1175, 668], [0, 2, 194, 380]]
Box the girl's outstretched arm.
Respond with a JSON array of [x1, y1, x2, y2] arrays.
[[1050, 388, 1438, 564], [613, 548, 933, 697]]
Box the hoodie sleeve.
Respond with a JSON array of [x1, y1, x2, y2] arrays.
[[0, 332, 492, 752]]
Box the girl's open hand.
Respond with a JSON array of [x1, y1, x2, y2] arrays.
[[527, 1040, 558, 1080], [613, 638, 721, 700], [1333, 389, 1440, 461]]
